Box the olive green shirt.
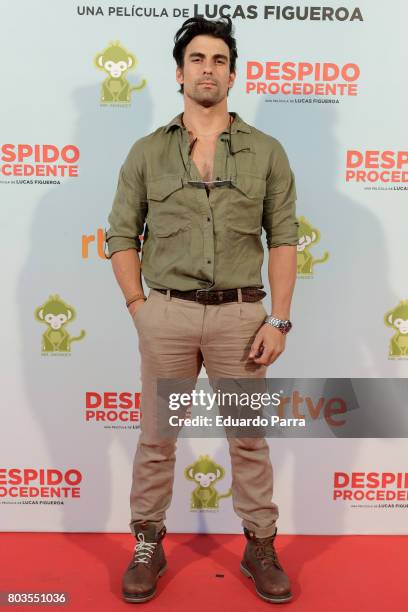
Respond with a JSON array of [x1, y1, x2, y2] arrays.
[[105, 111, 298, 291]]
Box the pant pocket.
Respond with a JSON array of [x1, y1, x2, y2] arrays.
[[239, 300, 267, 321], [132, 293, 154, 327]]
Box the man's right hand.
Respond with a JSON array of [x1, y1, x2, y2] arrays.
[[128, 298, 146, 318]]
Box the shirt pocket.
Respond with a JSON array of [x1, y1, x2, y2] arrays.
[[146, 175, 191, 237], [226, 173, 266, 235]]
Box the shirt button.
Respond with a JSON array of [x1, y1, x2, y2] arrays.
[[207, 217, 211, 222], [207, 259, 211, 264]]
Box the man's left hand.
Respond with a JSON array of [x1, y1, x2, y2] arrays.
[[249, 324, 286, 365]]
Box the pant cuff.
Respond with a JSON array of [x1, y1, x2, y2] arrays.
[[242, 520, 277, 538], [129, 519, 166, 536]]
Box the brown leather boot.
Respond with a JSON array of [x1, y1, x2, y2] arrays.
[[122, 521, 167, 603], [240, 526, 292, 603]]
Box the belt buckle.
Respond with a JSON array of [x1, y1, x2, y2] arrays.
[[195, 289, 210, 304]]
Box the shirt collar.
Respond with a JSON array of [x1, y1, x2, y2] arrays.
[[164, 111, 252, 135]]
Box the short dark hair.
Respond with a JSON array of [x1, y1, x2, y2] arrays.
[[173, 16, 238, 94]]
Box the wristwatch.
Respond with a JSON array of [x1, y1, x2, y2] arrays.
[[264, 315, 293, 335]]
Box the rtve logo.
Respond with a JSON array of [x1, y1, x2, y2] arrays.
[[278, 391, 347, 427], [81, 229, 144, 259]]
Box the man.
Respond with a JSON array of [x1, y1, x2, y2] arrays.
[[105, 16, 298, 604]]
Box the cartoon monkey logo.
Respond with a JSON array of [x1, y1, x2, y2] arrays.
[[297, 216, 329, 277], [384, 300, 408, 358], [35, 294, 86, 353], [184, 455, 232, 510], [94, 41, 146, 104]]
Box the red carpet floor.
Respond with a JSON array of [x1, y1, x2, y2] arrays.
[[1, 532, 407, 610]]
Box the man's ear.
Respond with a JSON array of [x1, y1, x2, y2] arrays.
[[176, 66, 184, 86], [228, 71, 236, 88]]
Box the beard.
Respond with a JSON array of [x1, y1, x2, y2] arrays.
[[186, 80, 226, 107]]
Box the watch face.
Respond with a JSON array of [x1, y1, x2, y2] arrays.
[[282, 321, 292, 334], [277, 320, 292, 334]]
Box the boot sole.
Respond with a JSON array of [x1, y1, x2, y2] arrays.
[[122, 562, 168, 603], [240, 562, 293, 604]]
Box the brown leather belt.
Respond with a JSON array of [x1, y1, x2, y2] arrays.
[[153, 287, 267, 305]]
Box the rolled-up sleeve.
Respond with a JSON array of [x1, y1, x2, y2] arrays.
[[262, 139, 299, 248], [105, 139, 148, 259]]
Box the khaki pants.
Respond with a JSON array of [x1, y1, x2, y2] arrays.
[[129, 288, 279, 538]]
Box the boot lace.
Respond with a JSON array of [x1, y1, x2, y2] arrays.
[[254, 535, 283, 570], [132, 533, 157, 565]]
